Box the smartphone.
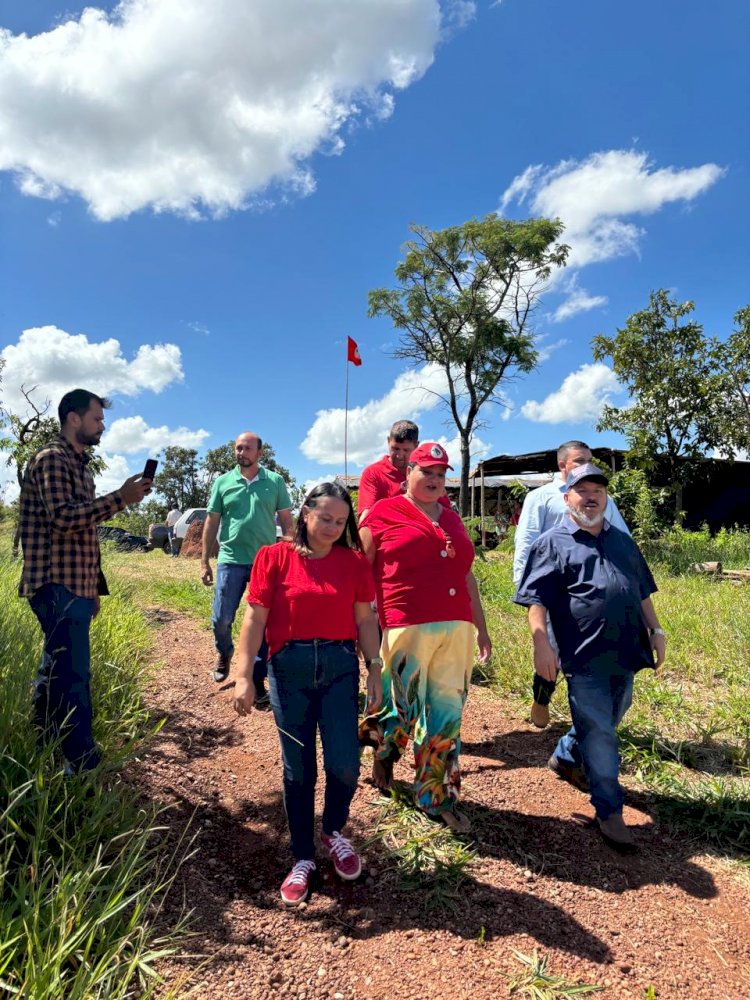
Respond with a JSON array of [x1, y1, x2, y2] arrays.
[[142, 458, 158, 480]]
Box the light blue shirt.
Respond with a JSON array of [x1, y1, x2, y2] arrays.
[[512, 473, 630, 585]]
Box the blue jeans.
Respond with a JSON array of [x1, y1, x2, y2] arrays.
[[268, 641, 361, 861], [554, 669, 634, 820], [211, 562, 267, 684], [29, 583, 99, 770]]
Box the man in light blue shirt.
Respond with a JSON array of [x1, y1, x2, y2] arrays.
[[513, 440, 630, 727]]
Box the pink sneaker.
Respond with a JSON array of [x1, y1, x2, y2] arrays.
[[280, 860, 316, 906], [321, 831, 362, 881]]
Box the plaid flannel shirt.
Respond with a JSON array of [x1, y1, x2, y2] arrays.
[[18, 435, 124, 599]]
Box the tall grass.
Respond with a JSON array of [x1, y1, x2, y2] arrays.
[[0, 532, 189, 998]]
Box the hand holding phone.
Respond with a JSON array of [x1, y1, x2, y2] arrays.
[[142, 458, 158, 494]]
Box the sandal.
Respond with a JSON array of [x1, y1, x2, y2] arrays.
[[439, 808, 471, 834]]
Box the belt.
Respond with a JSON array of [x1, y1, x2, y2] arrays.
[[281, 639, 355, 650]]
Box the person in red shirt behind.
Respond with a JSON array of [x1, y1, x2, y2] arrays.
[[233, 482, 382, 907], [358, 443, 492, 834], [357, 419, 420, 521]]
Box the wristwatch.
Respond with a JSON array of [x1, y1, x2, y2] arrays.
[[649, 628, 665, 636], [366, 656, 384, 668]]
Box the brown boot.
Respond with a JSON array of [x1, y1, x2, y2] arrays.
[[530, 701, 550, 728], [597, 813, 636, 851], [547, 754, 589, 792]]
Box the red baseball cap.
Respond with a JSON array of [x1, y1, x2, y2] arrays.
[[409, 442, 453, 469]]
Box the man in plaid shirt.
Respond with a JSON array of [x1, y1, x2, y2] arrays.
[[19, 388, 152, 773]]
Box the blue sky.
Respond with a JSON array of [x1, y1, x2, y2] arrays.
[[1, 0, 748, 496]]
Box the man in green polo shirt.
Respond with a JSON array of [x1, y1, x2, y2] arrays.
[[201, 432, 294, 692]]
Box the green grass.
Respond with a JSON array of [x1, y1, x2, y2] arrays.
[[364, 784, 476, 913], [100, 543, 215, 623], [507, 949, 603, 998], [0, 530, 191, 998]]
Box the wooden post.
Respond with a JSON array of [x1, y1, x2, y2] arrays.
[[480, 464, 486, 546]]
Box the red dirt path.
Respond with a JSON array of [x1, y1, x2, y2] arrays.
[[134, 610, 750, 999]]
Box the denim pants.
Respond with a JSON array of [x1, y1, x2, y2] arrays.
[[554, 669, 634, 820], [268, 641, 361, 861], [211, 562, 267, 684], [29, 583, 99, 770]]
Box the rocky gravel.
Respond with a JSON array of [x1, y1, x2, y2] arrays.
[[133, 611, 750, 999]]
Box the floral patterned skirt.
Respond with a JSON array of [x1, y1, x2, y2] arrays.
[[359, 620, 475, 816]]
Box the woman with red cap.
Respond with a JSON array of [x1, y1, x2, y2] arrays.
[[358, 442, 492, 833]]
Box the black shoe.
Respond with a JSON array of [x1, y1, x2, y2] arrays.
[[254, 685, 270, 707], [548, 754, 590, 792], [212, 654, 231, 682]]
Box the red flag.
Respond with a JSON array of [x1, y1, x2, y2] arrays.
[[347, 336, 362, 367]]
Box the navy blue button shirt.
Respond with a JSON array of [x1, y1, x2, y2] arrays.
[[513, 517, 657, 674]]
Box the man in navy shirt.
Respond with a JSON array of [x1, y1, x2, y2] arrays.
[[514, 463, 666, 849]]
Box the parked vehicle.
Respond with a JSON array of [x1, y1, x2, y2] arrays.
[[98, 525, 150, 552], [148, 508, 209, 555]]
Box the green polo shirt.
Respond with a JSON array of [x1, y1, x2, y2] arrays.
[[207, 466, 292, 565]]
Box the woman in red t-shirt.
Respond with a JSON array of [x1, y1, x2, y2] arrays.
[[233, 482, 382, 906], [358, 443, 492, 834]]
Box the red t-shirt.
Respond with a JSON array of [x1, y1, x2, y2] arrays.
[[247, 542, 375, 655], [361, 496, 475, 628], [358, 456, 405, 514]]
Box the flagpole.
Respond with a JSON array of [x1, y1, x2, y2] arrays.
[[344, 344, 349, 482]]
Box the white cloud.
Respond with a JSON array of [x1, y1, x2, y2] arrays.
[[521, 363, 620, 424], [301, 363, 449, 466], [93, 451, 134, 497], [0, 326, 183, 413], [501, 149, 724, 271], [0, 0, 457, 220], [300, 362, 489, 471], [551, 286, 608, 324], [535, 333, 570, 361], [103, 415, 209, 454]]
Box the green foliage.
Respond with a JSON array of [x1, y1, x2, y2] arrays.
[[710, 303, 750, 456], [107, 498, 169, 536], [607, 467, 670, 542], [369, 214, 569, 514], [639, 523, 750, 574], [507, 950, 603, 997], [592, 290, 724, 512], [365, 788, 476, 913], [154, 446, 205, 509], [0, 530, 189, 997]]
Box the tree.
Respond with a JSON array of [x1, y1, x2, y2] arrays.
[[369, 215, 569, 514], [710, 304, 750, 456], [153, 446, 205, 509], [592, 290, 723, 513]]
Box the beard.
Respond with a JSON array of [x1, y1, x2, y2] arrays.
[[76, 430, 102, 447], [570, 506, 604, 528]]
